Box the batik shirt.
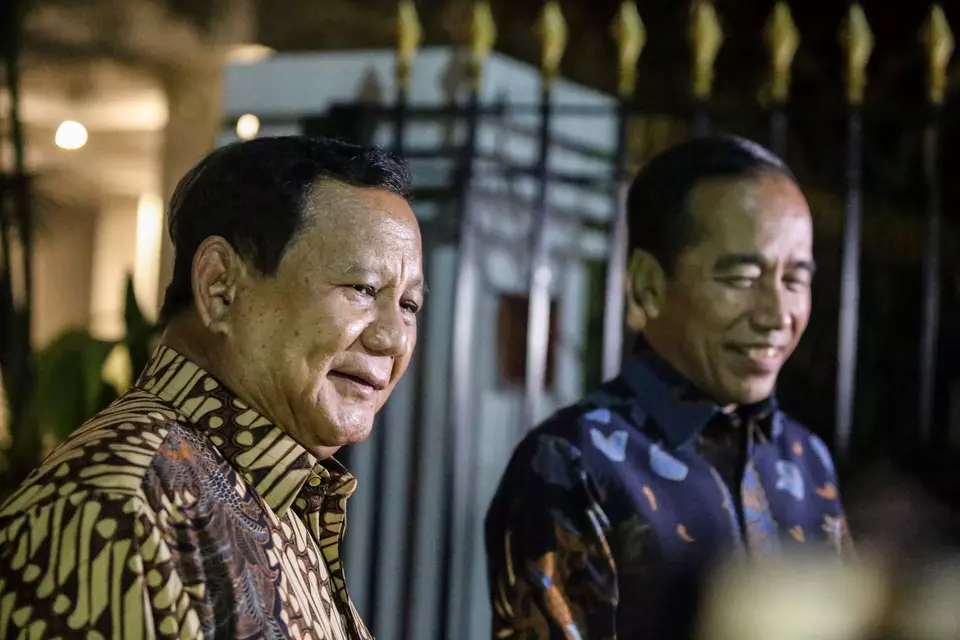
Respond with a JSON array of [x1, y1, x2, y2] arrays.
[[485, 352, 853, 639], [0, 346, 371, 640]]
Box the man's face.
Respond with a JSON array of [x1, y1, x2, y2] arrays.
[[228, 182, 423, 454], [645, 171, 814, 406]]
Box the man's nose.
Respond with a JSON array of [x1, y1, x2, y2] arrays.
[[361, 303, 410, 357], [752, 284, 792, 332]]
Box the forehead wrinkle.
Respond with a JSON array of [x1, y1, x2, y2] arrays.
[[293, 178, 422, 288], [303, 179, 419, 244]]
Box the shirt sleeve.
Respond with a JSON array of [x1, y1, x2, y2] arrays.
[[0, 490, 200, 639], [807, 433, 857, 559], [485, 432, 618, 640]]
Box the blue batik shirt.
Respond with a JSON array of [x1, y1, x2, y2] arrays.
[[485, 351, 854, 640]]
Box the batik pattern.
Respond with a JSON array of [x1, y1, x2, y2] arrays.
[[485, 352, 854, 639], [0, 346, 371, 639]]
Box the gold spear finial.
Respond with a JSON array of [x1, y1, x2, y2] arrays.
[[396, 0, 422, 91], [610, 1, 646, 98], [921, 4, 955, 105], [764, 1, 800, 103], [469, 2, 497, 89], [536, 1, 568, 88], [689, 0, 724, 99], [839, 3, 874, 105]]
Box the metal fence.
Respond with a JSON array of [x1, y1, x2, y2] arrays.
[[231, 1, 956, 637]]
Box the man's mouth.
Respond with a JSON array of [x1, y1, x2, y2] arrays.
[[328, 370, 387, 392], [736, 346, 780, 359], [725, 344, 785, 371]]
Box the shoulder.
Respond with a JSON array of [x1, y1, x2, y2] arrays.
[[775, 411, 838, 477], [495, 382, 647, 498], [0, 389, 202, 520], [535, 375, 646, 442]]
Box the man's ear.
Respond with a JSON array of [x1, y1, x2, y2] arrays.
[[191, 236, 242, 336], [624, 249, 667, 333]]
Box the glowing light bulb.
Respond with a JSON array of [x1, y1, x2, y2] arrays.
[[55, 120, 88, 149], [236, 114, 260, 140]]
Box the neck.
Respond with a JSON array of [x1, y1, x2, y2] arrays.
[[160, 316, 230, 391], [638, 334, 742, 412], [160, 316, 341, 461]]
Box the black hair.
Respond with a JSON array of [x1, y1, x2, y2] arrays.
[[626, 134, 796, 274], [158, 135, 412, 324]]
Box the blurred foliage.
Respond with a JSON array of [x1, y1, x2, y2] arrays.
[[0, 274, 157, 498], [0, 0, 38, 494]]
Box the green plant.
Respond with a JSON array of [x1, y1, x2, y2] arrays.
[[0, 274, 157, 495], [0, 0, 39, 491]]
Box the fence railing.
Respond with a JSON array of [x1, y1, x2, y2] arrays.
[[380, 3, 955, 636], [221, 2, 956, 637]]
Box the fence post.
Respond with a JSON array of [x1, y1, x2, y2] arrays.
[[440, 3, 496, 636], [919, 5, 953, 446], [689, 0, 723, 136], [522, 1, 567, 429], [763, 1, 799, 158], [602, 2, 645, 381], [835, 3, 873, 458]]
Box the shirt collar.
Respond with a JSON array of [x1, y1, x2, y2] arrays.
[[620, 347, 778, 449], [134, 345, 356, 517]]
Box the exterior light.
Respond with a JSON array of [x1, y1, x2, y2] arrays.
[[236, 114, 260, 140], [55, 120, 87, 149]]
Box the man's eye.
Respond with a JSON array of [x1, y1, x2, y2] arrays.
[[350, 285, 376, 297], [721, 277, 756, 289], [401, 300, 421, 314], [784, 277, 811, 291]]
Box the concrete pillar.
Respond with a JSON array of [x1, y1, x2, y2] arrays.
[[154, 0, 256, 310], [89, 195, 141, 339], [155, 60, 224, 312], [33, 202, 97, 345]]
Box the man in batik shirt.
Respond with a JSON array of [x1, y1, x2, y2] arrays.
[[486, 135, 854, 639], [0, 136, 425, 639]]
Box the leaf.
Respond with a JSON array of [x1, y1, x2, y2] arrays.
[[123, 272, 150, 335], [122, 272, 156, 376], [32, 330, 117, 440]]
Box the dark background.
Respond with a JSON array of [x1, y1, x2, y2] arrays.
[[12, 0, 960, 548], [264, 0, 960, 548]]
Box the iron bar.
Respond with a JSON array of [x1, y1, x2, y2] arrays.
[[918, 4, 953, 446], [919, 105, 944, 445], [763, 2, 798, 159], [835, 106, 863, 458], [601, 97, 631, 381], [769, 107, 788, 158], [439, 84, 484, 639], [691, 100, 711, 137], [835, 2, 872, 458], [522, 85, 555, 430], [258, 100, 937, 132]]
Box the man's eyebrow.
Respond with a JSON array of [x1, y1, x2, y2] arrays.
[[793, 259, 817, 275], [712, 253, 817, 274], [712, 253, 766, 271]]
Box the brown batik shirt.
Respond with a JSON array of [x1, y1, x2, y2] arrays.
[[0, 346, 372, 639]]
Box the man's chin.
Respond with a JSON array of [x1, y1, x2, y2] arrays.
[[728, 380, 776, 406], [324, 414, 376, 446], [285, 414, 374, 455]]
